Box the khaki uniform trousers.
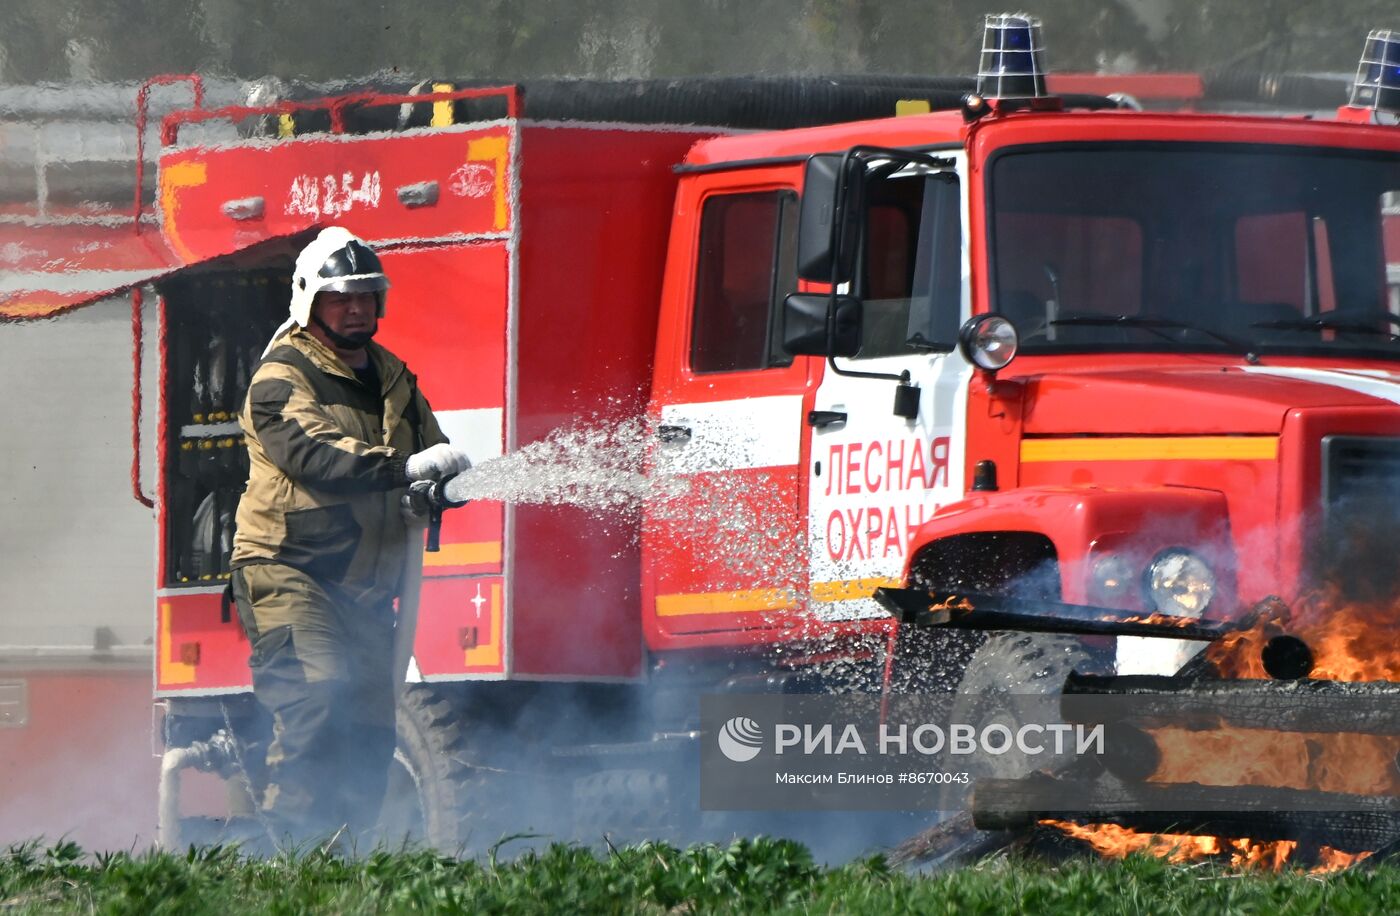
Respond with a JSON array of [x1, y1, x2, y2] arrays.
[[231, 562, 397, 844]]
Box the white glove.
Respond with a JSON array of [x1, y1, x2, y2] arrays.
[[404, 443, 472, 482]]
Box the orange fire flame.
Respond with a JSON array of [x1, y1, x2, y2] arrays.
[[1041, 821, 1371, 873], [1117, 612, 1198, 628], [1209, 586, 1400, 682], [928, 595, 974, 614]]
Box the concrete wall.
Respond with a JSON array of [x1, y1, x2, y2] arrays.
[[0, 293, 157, 655], [0, 293, 163, 846]]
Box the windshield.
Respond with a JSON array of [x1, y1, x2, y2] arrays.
[[989, 143, 1400, 359]]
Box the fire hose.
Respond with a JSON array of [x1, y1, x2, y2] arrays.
[[393, 472, 470, 690]]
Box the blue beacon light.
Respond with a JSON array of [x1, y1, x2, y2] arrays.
[[977, 13, 1049, 101], [1349, 29, 1400, 114]]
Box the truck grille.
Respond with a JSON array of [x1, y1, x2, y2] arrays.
[[1323, 436, 1400, 509], [1320, 435, 1400, 601]]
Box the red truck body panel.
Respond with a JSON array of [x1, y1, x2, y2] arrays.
[[510, 125, 708, 679]]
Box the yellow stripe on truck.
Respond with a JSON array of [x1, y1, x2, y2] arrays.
[[466, 136, 510, 230], [656, 578, 901, 616], [158, 160, 208, 263], [1021, 436, 1279, 463], [422, 541, 503, 567], [158, 601, 197, 686], [656, 588, 795, 616], [809, 577, 900, 602]]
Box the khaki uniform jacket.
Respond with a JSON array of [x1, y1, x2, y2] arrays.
[[231, 328, 448, 604]]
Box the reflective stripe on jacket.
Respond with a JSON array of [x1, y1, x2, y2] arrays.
[[231, 327, 448, 603]]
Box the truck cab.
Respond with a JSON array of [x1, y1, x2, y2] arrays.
[[644, 97, 1400, 681]]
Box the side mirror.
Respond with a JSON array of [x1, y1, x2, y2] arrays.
[[797, 154, 866, 284], [783, 293, 863, 357]]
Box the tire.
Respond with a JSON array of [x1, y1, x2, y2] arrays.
[[382, 685, 483, 852], [952, 632, 1093, 780], [572, 768, 676, 845], [897, 533, 1059, 692]]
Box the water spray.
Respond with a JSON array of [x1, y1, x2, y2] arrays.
[[441, 418, 671, 513]]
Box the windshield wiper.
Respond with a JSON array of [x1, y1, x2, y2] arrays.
[[1252, 310, 1400, 341], [1050, 314, 1259, 362]]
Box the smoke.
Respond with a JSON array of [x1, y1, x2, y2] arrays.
[[0, 672, 162, 851], [405, 683, 933, 865]]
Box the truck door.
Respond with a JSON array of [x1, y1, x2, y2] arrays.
[[644, 176, 812, 639], [805, 158, 971, 620]]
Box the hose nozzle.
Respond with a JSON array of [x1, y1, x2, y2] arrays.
[[408, 472, 471, 553]]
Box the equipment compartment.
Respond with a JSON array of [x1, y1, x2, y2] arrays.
[[159, 269, 288, 587]]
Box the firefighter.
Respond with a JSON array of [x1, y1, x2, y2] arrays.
[[229, 226, 471, 846]]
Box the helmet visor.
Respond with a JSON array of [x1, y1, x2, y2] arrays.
[[319, 239, 384, 279], [319, 275, 390, 294]]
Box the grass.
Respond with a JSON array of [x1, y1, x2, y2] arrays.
[[0, 837, 1396, 914]]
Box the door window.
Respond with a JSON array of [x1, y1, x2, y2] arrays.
[[1385, 191, 1400, 313], [859, 172, 963, 358], [690, 191, 797, 373]]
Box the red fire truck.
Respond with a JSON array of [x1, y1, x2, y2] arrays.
[[90, 21, 1400, 847]]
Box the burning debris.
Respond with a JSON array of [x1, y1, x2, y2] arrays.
[[874, 588, 1236, 642], [1209, 586, 1400, 683], [882, 588, 1400, 874], [1117, 613, 1201, 628]]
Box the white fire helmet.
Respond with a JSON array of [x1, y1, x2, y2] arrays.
[[288, 226, 391, 327]]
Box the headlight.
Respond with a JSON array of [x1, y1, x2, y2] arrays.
[[1089, 555, 1135, 605], [958, 314, 1019, 371], [1145, 550, 1215, 617]]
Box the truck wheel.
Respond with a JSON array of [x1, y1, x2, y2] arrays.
[[382, 685, 483, 852], [899, 533, 1059, 692], [572, 769, 677, 844], [952, 632, 1092, 780]]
